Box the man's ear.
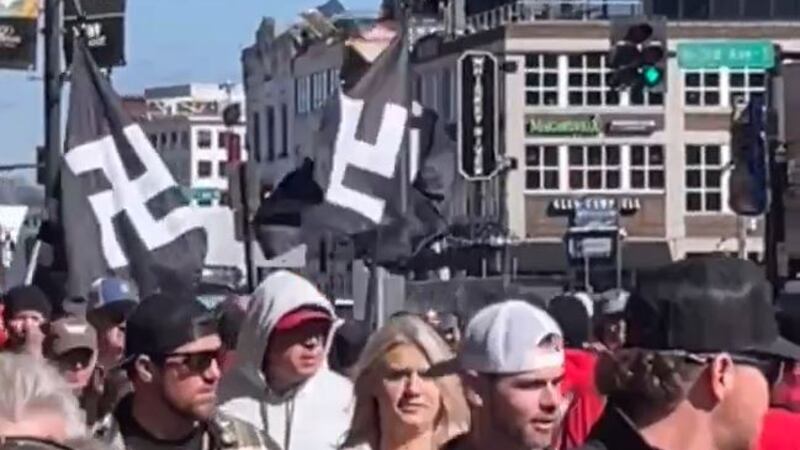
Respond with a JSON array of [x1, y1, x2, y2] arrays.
[[134, 356, 156, 383], [462, 371, 486, 408], [707, 353, 736, 402]]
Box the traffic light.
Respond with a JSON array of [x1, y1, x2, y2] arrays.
[[729, 98, 770, 216], [609, 18, 668, 92]]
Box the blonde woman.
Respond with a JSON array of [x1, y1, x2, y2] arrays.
[[341, 315, 469, 450]]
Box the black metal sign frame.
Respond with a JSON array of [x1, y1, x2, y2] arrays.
[[457, 50, 500, 181]]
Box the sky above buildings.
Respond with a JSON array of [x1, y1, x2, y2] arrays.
[[0, 0, 377, 167]]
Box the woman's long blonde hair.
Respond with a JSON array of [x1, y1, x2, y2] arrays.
[[340, 315, 470, 449]]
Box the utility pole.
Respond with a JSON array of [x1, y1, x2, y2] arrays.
[[44, 0, 62, 218]]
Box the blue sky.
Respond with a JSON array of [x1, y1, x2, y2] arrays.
[[0, 0, 377, 167]]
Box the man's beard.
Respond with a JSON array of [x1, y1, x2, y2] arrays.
[[159, 383, 211, 423]]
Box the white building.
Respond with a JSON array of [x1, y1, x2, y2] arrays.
[[138, 83, 247, 207]]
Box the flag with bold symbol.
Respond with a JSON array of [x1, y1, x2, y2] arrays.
[[255, 30, 457, 266], [59, 38, 207, 298]]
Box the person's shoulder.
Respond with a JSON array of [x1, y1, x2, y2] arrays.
[[311, 367, 354, 394], [212, 412, 281, 450]]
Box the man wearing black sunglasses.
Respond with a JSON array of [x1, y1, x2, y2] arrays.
[[576, 257, 800, 450], [96, 293, 275, 450]]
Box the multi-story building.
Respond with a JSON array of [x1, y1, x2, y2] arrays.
[[136, 83, 247, 207], [407, 0, 800, 282]]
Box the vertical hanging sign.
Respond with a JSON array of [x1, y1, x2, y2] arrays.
[[457, 50, 500, 181], [0, 0, 38, 70]]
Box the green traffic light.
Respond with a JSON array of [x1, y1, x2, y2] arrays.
[[641, 65, 663, 87]]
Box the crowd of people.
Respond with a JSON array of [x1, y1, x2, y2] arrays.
[[0, 256, 797, 450]]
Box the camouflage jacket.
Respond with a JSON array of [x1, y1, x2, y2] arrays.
[[94, 409, 280, 450]]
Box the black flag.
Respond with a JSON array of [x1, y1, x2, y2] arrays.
[[255, 32, 456, 266], [59, 39, 207, 298]]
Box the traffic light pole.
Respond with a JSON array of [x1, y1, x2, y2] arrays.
[[44, 0, 62, 218]]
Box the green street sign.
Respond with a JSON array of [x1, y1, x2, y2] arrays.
[[677, 41, 775, 70], [526, 116, 600, 137], [192, 188, 220, 201]]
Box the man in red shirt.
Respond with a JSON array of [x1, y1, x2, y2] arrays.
[[548, 294, 606, 450]]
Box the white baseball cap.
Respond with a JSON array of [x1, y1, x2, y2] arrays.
[[459, 300, 564, 374]]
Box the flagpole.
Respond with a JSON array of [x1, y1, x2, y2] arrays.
[[43, 0, 62, 218]]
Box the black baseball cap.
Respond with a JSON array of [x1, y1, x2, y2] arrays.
[[626, 257, 800, 361], [124, 293, 217, 361]]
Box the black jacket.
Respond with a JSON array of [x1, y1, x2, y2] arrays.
[[574, 407, 656, 450]]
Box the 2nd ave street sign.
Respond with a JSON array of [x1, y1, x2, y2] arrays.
[[677, 41, 775, 70]]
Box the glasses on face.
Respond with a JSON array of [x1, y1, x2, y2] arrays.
[[680, 351, 785, 387], [155, 350, 222, 373]]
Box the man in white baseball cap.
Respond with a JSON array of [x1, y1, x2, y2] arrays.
[[444, 300, 566, 450]]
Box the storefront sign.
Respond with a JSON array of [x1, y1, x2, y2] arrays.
[[458, 50, 500, 181], [526, 116, 600, 137], [0, 0, 38, 70], [64, 0, 126, 68], [605, 119, 658, 135]]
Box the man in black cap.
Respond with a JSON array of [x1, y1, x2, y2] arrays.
[[3, 285, 53, 357], [96, 293, 274, 450], [578, 257, 800, 450]]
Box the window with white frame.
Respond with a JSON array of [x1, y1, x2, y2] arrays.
[[630, 145, 665, 190], [630, 85, 664, 106], [568, 145, 622, 190], [567, 53, 620, 106], [684, 71, 721, 106], [197, 161, 212, 178], [524, 53, 559, 106], [685, 144, 726, 213], [312, 71, 328, 110], [197, 130, 212, 149], [295, 76, 311, 115], [729, 69, 767, 106], [525, 145, 560, 191]]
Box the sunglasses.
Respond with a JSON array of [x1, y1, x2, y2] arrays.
[[680, 351, 785, 387], [154, 350, 222, 373]]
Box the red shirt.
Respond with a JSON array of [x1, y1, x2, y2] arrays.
[[558, 349, 606, 450], [758, 408, 800, 450]]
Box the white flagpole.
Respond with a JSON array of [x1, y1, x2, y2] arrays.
[[24, 240, 42, 285]]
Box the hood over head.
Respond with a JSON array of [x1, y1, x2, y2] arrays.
[[219, 270, 337, 400]]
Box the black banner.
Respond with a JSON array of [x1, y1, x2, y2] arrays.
[[458, 50, 499, 180], [0, 0, 38, 70], [64, 0, 126, 68]]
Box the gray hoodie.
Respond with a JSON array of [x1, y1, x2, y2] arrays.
[[217, 270, 353, 450]]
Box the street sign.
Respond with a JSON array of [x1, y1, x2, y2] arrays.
[[677, 41, 775, 70], [64, 0, 126, 68], [457, 50, 500, 181]]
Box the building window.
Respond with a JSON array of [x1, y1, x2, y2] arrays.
[[630, 145, 665, 190], [730, 69, 767, 106], [149, 134, 157, 148], [181, 131, 190, 150], [295, 76, 311, 115], [568, 145, 622, 190], [685, 144, 725, 212], [525, 145, 559, 191], [170, 132, 178, 148], [217, 131, 227, 148], [160, 133, 168, 147], [266, 106, 275, 162], [250, 112, 261, 162], [630, 85, 665, 106], [197, 161, 212, 178], [218, 161, 227, 178], [197, 130, 212, 149], [524, 53, 558, 106], [280, 104, 289, 158], [312, 71, 328, 110], [567, 53, 619, 106], [684, 71, 721, 106]]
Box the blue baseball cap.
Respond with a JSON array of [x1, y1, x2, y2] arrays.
[[88, 277, 139, 321]]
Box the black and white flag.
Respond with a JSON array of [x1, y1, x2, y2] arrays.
[[255, 32, 457, 266], [59, 39, 207, 298]]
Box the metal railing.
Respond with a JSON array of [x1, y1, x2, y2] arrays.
[[464, 0, 643, 33]]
